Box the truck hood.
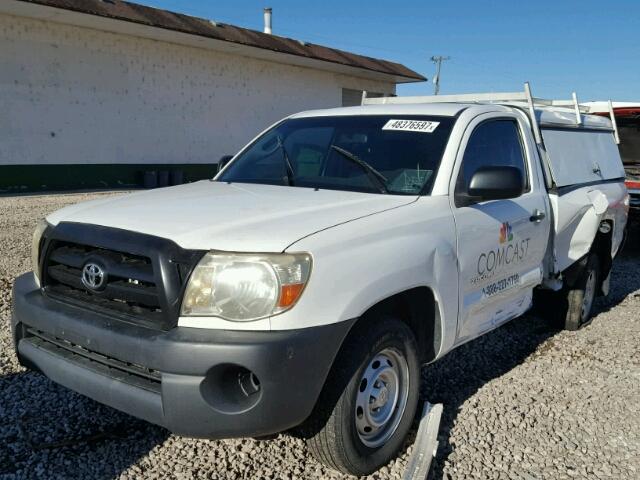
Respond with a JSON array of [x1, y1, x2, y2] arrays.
[[46, 181, 416, 251]]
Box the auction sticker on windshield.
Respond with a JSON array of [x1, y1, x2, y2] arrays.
[[382, 119, 440, 133]]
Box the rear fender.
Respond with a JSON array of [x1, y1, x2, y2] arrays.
[[550, 183, 627, 274]]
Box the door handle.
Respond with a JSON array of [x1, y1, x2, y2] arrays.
[[529, 209, 546, 223]]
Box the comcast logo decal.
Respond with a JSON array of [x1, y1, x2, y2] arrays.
[[499, 222, 513, 244]]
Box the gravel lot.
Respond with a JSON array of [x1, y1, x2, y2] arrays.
[[1, 192, 639, 480]]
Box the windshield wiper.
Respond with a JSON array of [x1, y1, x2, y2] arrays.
[[330, 145, 388, 193], [276, 135, 295, 186]]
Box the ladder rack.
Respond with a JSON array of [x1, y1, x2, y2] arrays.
[[361, 82, 620, 145]]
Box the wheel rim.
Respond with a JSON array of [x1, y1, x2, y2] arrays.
[[355, 347, 409, 448], [581, 269, 597, 322]]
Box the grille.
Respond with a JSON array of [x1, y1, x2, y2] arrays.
[[44, 241, 167, 327], [40, 223, 204, 330], [25, 327, 161, 393], [40, 222, 205, 331]]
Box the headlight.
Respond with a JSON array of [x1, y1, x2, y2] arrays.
[[31, 219, 49, 286], [181, 252, 312, 321]]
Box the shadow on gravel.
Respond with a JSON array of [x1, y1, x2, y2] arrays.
[[421, 313, 559, 480], [0, 370, 168, 479]]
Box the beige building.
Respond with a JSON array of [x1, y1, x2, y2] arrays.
[[0, 0, 424, 191]]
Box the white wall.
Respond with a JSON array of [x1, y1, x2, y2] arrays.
[[0, 13, 395, 165]]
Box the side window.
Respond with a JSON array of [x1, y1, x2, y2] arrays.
[[458, 119, 528, 192], [228, 130, 287, 182]]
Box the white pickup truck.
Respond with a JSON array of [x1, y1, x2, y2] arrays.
[[12, 86, 628, 476]]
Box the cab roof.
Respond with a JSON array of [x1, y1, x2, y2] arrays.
[[289, 103, 471, 119]]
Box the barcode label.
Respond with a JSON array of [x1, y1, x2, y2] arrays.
[[382, 119, 440, 133]]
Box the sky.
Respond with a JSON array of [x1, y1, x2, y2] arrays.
[[141, 0, 639, 101]]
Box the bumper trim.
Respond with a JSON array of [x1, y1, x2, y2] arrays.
[[25, 328, 161, 390], [18, 338, 164, 426]]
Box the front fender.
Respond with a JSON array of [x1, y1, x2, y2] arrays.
[[276, 198, 459, 356]]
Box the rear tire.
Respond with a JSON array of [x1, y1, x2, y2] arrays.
[[304, 317, 420, 476], [560, 254, 601, 330]]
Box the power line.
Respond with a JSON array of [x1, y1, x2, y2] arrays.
[[431, 55, 451, 95]]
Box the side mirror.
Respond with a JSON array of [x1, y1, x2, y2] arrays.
[[467, 166, 524, 202], [218, 155, 233, 172]]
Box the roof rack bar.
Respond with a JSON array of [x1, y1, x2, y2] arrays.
[[360, 83, 606, 142], [608, 100, 621, 144], [361, 83, 580, 111], [363, 91, 531, 105], [551, 100, 590, 113], [572, 92, 582, 125], [524, 82, 543, 145]]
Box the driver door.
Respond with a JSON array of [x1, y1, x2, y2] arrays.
[[451, 114, 550, 344]]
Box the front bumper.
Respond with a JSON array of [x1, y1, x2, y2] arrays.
[[11, 273, 353, 438]]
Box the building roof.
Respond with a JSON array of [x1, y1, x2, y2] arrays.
[[14, 0, 426, 83]]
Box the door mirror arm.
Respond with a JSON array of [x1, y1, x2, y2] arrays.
[[454, 190, 482, 208]]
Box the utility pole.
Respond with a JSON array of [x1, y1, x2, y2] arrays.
[[431, 55, 450, 95]]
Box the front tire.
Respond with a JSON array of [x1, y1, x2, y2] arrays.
[[304, 317, 420, 476]]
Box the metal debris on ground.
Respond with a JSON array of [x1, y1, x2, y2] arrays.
[[403, 402, 443, 480]]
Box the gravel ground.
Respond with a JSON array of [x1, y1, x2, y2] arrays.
[[1, 192, 639, 480]]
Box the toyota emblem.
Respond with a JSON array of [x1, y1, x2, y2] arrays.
[[81, 262, 106, 291]]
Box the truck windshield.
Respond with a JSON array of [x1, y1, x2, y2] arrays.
[[217, 115, 455, 195]]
